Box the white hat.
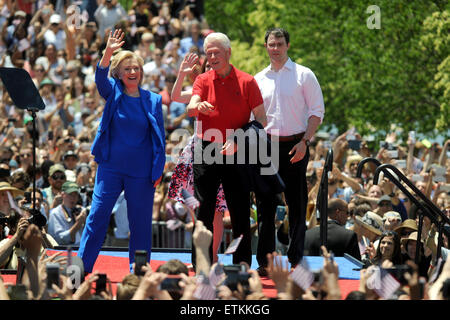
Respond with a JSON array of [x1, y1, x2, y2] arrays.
[[50, 14, 61, 24]]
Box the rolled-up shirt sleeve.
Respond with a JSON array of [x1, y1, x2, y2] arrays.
[[302, 69, 325, 123]]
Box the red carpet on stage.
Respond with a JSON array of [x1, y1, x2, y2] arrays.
[[1, 250, 360, 299]]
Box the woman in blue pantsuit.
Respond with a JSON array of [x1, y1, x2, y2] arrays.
[[77, 29, 165, 272]]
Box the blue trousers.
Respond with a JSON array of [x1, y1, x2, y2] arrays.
[[77, 165, 155, 272]]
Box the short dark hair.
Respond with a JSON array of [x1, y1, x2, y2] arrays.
[[264, 27, 290, 45]]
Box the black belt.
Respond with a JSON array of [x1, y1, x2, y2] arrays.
[[268, 132, 305, 142]]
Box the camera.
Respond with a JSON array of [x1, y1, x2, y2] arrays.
[[223, 264, 251, 292], [25, 208, 47, 228], [384, 265, 413, 285]]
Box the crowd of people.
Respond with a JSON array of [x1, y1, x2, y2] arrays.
[[0, 0, 449, 301]]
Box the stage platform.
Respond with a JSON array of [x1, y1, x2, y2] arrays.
[[1, 249, 361, 299]]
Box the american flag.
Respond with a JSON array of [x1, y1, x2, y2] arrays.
[[181, 188, 200, 210], [224, 234, 243, 255], [367, 267, 400, 299], [376, 269, 400, 299], [290, 262, 314, 291], [209, 263, 225, 287], [193, 275, 216, 300], [429, 257, 443, 284]]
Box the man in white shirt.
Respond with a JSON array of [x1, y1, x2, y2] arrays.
[[254, 28, 325, 273], [43, 14, 66, 51], [94, 0, 127, 38]]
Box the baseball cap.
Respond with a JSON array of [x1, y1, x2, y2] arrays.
[[62, 181, 79, 194], [63, 150, 79, 160], [49, 14, 61, 24], [383, 211, 402, 222], [377, 195, 392, 205], [49, 163, 65, 177], [14, 10, 26, 18], [40, 78, 55, 88]]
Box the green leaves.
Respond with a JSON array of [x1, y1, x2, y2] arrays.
[[204, 0, 449, 140]]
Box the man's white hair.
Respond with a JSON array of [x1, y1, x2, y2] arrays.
[[204, 32, 231, 51]]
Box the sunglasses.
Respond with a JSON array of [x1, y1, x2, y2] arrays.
[[379, 202, 392, 207], [20, 153, 31, 157], [51, 173, 66, 180]]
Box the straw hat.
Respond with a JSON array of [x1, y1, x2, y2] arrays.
[[0, 181, 24, 198], [354, 211, 384, 236], [394, 219, 418, 234], [401, 231, 421, 246]]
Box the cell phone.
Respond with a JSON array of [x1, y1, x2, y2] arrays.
[[13, 128, 24, 137], [323, 141, 332, 149], [134, 250, 148, 276], [159, 276, 182, 291], [408, 131, 416, 144], [379, 141, 390, 149], [313, 161, 322, 169], [396, 159, 406, 168], [48, 131, 53, 140], [95, 273, 107, 295], [411, 174, 424, 182], [24, 191, 31, 203], [7, 284, 28, 300], [433, 165, 446, 176], [433, 175, 446, 183], [348, 140, 361, 151], [46, 263, 60, 290], [387, 150, 398, 159], [276, 205, 286, 221]]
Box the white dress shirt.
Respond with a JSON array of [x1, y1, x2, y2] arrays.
[[254, 58, 325, 136]]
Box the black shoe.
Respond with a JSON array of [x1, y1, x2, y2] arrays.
[[256, 266, 268, 277]]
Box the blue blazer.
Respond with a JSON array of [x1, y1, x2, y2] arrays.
[[91, 63, 166, 183]]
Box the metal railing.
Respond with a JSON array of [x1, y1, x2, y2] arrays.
[[357, 157, 450, 265], [317, 148, 334, 248]]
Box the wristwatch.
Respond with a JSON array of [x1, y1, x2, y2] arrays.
[[301, 138, 310, 147]]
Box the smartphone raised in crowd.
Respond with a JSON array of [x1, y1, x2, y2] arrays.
[[134, 250, 148, 276], [95, 273, 107, 295], [276, 205, 287, 222], [159, 276, 182, 291], [46, 263, 60, 290]]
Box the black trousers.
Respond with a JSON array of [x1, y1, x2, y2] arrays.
[[192, 140, 252, 267], [256, 139, 310, 267]]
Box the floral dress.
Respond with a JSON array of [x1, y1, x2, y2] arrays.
[[167, 136, 228, 214]]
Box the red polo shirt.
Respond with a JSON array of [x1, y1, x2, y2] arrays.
[[192, 65, 263, 143]]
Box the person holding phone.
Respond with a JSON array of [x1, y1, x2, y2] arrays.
[[77, 29, 165, 273]]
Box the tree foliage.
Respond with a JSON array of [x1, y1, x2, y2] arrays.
[[204, 0, 449, 140]]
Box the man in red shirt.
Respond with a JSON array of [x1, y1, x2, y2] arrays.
[[187, 32, 267, 266]]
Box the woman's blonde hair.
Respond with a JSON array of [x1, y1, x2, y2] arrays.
[[109, 50, 145, 85]]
